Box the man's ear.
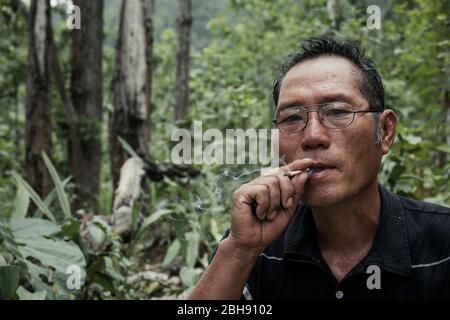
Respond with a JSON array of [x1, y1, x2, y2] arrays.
[[380, 109, 397, 155]]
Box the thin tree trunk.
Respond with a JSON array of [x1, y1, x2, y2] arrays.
[[13, 80, 20, 161], [49, 25, 84, 212], [144, 0, 155, 102], [70, 0, 104, 208], [144, 0, 155, 149], [25, 0, 52, 197], [109, 0, 150, 187], [327, 0, 340, 31], [174, 0, 192, 121]]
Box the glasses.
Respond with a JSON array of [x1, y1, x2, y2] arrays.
[[272, 102, 383, 134]]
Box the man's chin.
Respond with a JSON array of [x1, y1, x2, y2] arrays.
[[302, 184, 340, 208], [302, 196, 337, 208]]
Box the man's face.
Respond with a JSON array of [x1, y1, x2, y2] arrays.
[[277, 56, 383, 207]]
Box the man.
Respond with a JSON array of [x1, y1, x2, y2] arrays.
[[188, 36, 450, 300]]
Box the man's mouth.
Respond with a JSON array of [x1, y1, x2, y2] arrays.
[[308, 163, 336, 177]]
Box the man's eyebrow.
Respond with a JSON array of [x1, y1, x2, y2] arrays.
[[277, 93, 355, 111]]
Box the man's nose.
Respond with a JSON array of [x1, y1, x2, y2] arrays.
[[300, 112, 331, 151]]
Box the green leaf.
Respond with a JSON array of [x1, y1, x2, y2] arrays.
[[134, 209, 172, 241], [1, 218, 86, 299], [0, 266, 20, 299], [61, 218, 81, 240], [11, 172, 56, 223], [16, 286, 46, 300], [131, 202, 140, 230], [403, 134, 422, 145], [118, 136, 139, 158], [142, 209, 172, 227], [179, 266, 200, 287], [0, 254, 7, 267], [162, 239, 181, 268], [87, 223, 106, 247], [10, 183, 30, 221], [11, 218, 60, 238], [89, 272, 115, 292], [42, 152, 71, 219], [185, 231, 200, 268], [34, 177, 71, 218], [436, 144, 450, 153]]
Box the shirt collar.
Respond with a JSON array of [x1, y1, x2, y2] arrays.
[[283, 184, 412, 276]]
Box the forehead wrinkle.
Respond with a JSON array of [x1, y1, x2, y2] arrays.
[[278, 59, 363, 109], [281, 56, 361, 91]]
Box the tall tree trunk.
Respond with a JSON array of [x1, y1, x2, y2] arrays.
[[174, 0, 192, 121], [25, 0, 52, 197], [70, 0, 104, 208], [109, 0, 150, 187], [144, 0, 155, 145]]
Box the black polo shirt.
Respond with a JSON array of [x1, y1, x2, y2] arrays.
[[214, 185, 450, 300]]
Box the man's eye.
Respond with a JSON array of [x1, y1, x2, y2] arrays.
[[281, 115, 304, 123], [325, 108, 351, 117]]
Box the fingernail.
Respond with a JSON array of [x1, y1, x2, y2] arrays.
[[286, 197, 293, 208]]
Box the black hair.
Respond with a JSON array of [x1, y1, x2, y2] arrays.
[[272, 36, 385, 111]]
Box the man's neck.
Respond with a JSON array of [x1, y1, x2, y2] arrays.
[[310, 181, 381, 256]]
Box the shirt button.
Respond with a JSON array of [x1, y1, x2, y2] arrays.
[[335, 290, 344, 299]]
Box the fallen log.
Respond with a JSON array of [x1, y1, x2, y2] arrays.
[[112, 157, 201, 236]]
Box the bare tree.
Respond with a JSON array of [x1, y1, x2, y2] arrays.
[[174, 0, 192, 121], [109, 0, 150, 186], [25, 0, 52, 197], [69, 0, 104, 208]]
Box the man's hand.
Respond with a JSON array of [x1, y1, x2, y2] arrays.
[[228, 158, 313, 253]]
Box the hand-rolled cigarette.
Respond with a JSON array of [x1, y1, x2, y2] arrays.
[[283, 168, 311, 178]]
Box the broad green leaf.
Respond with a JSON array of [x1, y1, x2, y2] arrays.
[[11, 218, 60, 239], [0, 266, 20, 299], [162, 239, 181, 268], [16, 286, 46, 300], [42, 152, 71, 219], [0, 218, 86, 299], [11, 172, 56, 223], [10, 183, 30, 221]]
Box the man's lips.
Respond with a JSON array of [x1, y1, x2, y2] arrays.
[[308, 162, 337, 177]]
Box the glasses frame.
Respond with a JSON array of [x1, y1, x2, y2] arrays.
[[272, 102, 384, 134]]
